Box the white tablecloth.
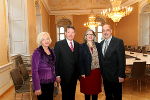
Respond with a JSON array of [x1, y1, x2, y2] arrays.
[[126, 51, 150, 65]]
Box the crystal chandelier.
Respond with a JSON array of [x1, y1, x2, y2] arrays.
[[84, 15, 100, 29], [84, 0, 100, 29], [101, 0, 133, 22]]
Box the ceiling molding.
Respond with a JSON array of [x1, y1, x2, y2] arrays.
[[49, 9, 105, 15], [139, 0, 149, 13], [41, 0, 51, 15], [41, 0, 140, 15], [121, 0, 141, 6], [40, 0, 108, 15]]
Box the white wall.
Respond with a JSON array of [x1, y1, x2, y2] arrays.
[[139, 0, 150, 46], [0, 62, 13, 96], [141, 13, 150, 45]]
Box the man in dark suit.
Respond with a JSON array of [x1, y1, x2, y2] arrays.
[[54, 26, 79, 100], [99, 24, 125, 100]]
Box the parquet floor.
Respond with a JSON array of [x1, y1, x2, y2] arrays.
[[1, 78, 150, 100]]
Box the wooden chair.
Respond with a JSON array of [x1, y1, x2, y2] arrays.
[[130, 62, 146, 91], [10, 68, 31, 100], [15, 55, 31, 71], [19, 64, 31, 84]]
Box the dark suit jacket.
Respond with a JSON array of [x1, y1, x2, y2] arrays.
[[99, 36, 126, 82], [54, 39, 79, 83], [79, 42, 101, 76]]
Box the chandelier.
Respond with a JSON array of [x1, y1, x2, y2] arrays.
[[84, 0, 100, 29], [101, 0, 133, 22], [84, 15, 100, 29]]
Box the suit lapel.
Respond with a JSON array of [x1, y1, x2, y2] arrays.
[[84, 43, 92, 58], [73, 40, 78, 53], [63, 39, 73, 53], [101, 40, 105, 58]]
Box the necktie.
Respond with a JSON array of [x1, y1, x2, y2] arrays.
[[104, 40, 108, 55], [70, 41, 74, 52]]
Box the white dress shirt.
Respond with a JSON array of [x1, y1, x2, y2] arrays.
[[66, 38, 74, 48], [102, 36, 112, 55]]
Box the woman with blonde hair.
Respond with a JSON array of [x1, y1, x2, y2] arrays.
[[32, 32, 56, 100], [79, 29, 102, 100]]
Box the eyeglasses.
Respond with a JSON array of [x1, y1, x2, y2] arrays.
[[86, 34, 94, 36]]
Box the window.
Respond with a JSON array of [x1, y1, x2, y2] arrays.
[[97, 26, 103, 43], [58, 27, 65, 41], [94, 25, 103, 43], [94, 17, 105, 43], [57, 18, 72, 41]]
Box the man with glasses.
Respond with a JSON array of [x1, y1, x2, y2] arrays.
[[99, 24, 125, 100]]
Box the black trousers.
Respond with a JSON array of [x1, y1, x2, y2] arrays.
[[37, 83, 54, 100], [60, 78, 77, 100], [85, 94, 98, 100], [103, 80, 122, 100]]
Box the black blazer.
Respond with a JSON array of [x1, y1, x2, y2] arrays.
[[54, 39, 79, 83], [99, 36, 125, 82], [79, 42, 101, 76]]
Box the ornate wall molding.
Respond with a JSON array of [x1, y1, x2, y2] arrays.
[[55, 15, 73, 25]]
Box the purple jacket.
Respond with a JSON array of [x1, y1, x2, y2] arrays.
[[32, 46, 56, 90]]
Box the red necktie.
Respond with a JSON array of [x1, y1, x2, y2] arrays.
[[70, 41, 74, 52]]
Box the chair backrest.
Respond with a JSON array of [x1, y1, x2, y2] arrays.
[[15, 59, 20, 68], [131, 62, 146, 79], [135, 46, 142, 53], [142, 46, 147, 53], [15, 55, 24, 68], [137, 46, 142, 49], [10, 68, 24, 90], [19, 64, 29, 81], [17, 55, 24, 64], [124, 45, 128, 51]]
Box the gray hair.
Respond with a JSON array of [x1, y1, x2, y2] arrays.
[[36, 32, 52, 46]]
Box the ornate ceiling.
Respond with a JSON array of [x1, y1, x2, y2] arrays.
[[41, 0, 139, 15], [46, 0, 128, 10]]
